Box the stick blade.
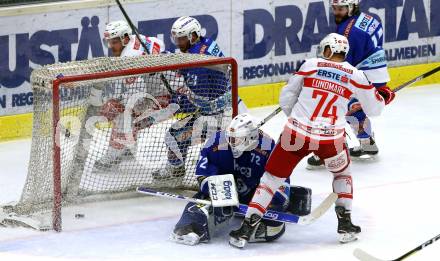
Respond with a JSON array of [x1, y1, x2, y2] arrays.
[[353, 248, 386, 261], [299, 192, 338, 225]]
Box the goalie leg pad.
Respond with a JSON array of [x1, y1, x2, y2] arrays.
[[248, 201, 287, 243], [249, 222, 286, 243], [173, 199, 210, 245]]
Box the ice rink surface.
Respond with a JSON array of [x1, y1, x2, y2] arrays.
[[0, 85, 439, 261]]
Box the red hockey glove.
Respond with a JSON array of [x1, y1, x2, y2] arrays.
[[377, 86, 395, 105]]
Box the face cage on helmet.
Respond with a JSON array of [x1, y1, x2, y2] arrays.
[[228, 136, 248, 158]]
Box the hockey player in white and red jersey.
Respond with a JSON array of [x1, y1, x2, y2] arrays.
[[104, 20, 165, 57], [229, 33, 394, 248], [93, 21, 174, 169], [307, 0, 396, 168]]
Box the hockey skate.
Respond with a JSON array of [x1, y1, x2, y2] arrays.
[[94, 147, 135, 171], [335, 206, 361, 243], [306, 154, 325, 170], [152, 164, 186, 181], [229, 214, 262, 249], [349, 136, 378, 160]]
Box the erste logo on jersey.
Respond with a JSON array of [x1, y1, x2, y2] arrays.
[[356, 13, 374, 32], [316, 69, 349, 83]]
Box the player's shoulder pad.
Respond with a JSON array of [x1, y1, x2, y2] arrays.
[[354, 13, 381, 36]]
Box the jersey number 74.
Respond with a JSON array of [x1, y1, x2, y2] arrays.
[[310, 89, 339, 125]]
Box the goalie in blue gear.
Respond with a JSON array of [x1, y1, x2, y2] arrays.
[[171, 113, 312, 246], [153, 16, 247, 180]]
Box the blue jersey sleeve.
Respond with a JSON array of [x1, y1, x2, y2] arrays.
[[337, 13, 385, 68]]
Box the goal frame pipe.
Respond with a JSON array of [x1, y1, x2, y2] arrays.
[[51, 57, 238, 232]]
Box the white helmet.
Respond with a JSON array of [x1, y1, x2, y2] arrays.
[[104, 20, 131, 46], [225, 113, 259, 158], [171, 16, 202, 45], [317, 33, 349, 59], [331, 0, 359, 16]]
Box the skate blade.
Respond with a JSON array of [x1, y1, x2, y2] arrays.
[[306, 164, 325, 170], [170, 232, 200, 246], [351, 154, 377, 161], [229, 237, 247, 249], [339, 233, 359, 243]]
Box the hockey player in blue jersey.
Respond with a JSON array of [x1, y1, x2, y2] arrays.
[[171, 113, 311, 245], [153, 16, 247, 180], [307, 0, 395, 168]]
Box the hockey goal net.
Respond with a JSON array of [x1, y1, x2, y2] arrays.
[[3, 53, 237, 231]]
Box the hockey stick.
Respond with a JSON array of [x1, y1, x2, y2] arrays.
[[256, 106, 282, 128], [393, 65, 440, 93], [353, 233, 440, 261], [136, 187, 337, 224], [114, 0, 175, 95]]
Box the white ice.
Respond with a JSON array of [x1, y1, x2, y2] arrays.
[[0, 85, 439, 261]]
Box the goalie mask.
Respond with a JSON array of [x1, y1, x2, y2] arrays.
[[317, 33, 349, 60], [225, 113, 259, 159]]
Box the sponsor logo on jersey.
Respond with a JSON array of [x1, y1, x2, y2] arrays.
[[356, 13, 373, 32], [317, 62, 353, 74], [317, 69, 344, 82]]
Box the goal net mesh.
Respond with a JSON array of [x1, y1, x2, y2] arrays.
[[8, 53, 236, 230]]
